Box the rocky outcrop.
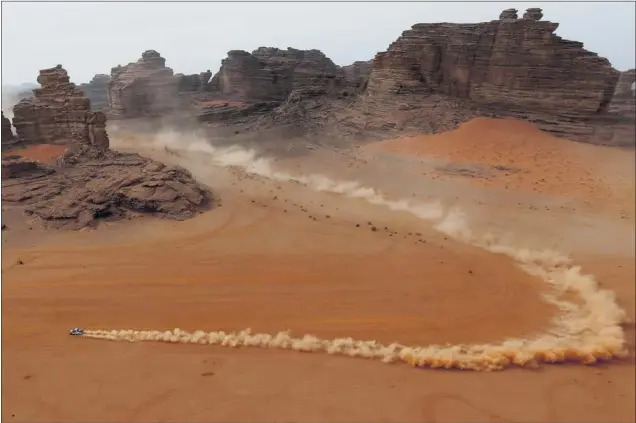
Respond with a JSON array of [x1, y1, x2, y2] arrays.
[[2, 66, 211, 229], [1, 147, 210, 229], [11, 66, 110, 150], [78, 74, 110, 110], [107, 50, 179, 119], [208, 47, 343, 102], [177, 71, 213, 92], [2, 156, 53, 179], [364, 8, 633, 146], [2, 111, 15, 148]]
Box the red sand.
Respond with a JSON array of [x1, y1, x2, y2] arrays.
[[2, 124, 634, 422], [3, 143, 67, 164], [368, 118, 635, 217]]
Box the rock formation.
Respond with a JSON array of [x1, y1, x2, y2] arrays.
[[98, 8, 633, 147], [2, 66, 211, 229], [11, 65, 110, 150], [363, 7, 634, 146], [2, 111, 16, 149], [208, 47, 343, 102], [78, 74, 110, 110], [341, 61, 372, 92], [594, 69, 636, 146], [176, 70, 213, 93], [107, 50, 179, 119]]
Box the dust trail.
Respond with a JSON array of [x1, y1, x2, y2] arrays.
[[87, 129, 629, 370]]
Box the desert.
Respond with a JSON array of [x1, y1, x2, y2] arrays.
[[1, 5, 635, 423]]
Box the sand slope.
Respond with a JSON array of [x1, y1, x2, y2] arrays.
[[367, 118, 635, 217]]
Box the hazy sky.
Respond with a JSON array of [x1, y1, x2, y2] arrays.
[[1, 1, 635, 85]]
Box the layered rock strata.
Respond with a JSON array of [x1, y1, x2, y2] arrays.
[[3, 66, 211, 229], [364, 8, 634, 146], [107, 50, 179, 119], [11, 66, 109, 150]]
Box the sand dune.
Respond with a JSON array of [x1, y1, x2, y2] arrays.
[[367, 118, 635, 217]]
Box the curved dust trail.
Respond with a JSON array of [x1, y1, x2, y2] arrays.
[[85, 131, 629, 371]]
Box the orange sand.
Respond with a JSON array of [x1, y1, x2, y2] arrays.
[[369, 118, 635, 216], [2, 127, 634, 422], [3, 143, 67, 164]]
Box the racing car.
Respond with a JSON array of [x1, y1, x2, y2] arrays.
[[69, 328, 84, 336]]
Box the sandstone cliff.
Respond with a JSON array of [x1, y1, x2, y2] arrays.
[[198, 8, 633, 146], [3, 66, 211, 229], [78, 74, 110, 110], [363, 7, 634, 146], [107, 50, 179, 119]]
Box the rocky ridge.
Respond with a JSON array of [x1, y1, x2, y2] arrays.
[[195, 8, 635, 147], [2, 66, 211, 229]]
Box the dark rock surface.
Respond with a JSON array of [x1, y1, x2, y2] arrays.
[[2, 147, 209, 229]]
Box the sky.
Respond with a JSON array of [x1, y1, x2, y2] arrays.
[[1, 1, 635, 86]]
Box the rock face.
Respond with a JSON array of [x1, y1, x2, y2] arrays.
[[107, 50, 179, 119], [208, 47, 343, 101], [364, 8, 633, 146], [78, 74, 110, 110], [101, 8, 633, 147], [594, 69, 636, 146], [176, 70, 213, 92], [2, 111, 15, 148], [2, 66, 211, 229], [11, 66, 110, 150], [341, 61, 372, 92]]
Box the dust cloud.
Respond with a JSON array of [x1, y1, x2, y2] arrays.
[[91, 127, 629, 371]]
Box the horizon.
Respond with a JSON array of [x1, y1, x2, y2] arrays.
[[1, 2, 635, 86]]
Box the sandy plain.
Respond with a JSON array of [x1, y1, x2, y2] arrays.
[[2, 118, 634, 422]]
